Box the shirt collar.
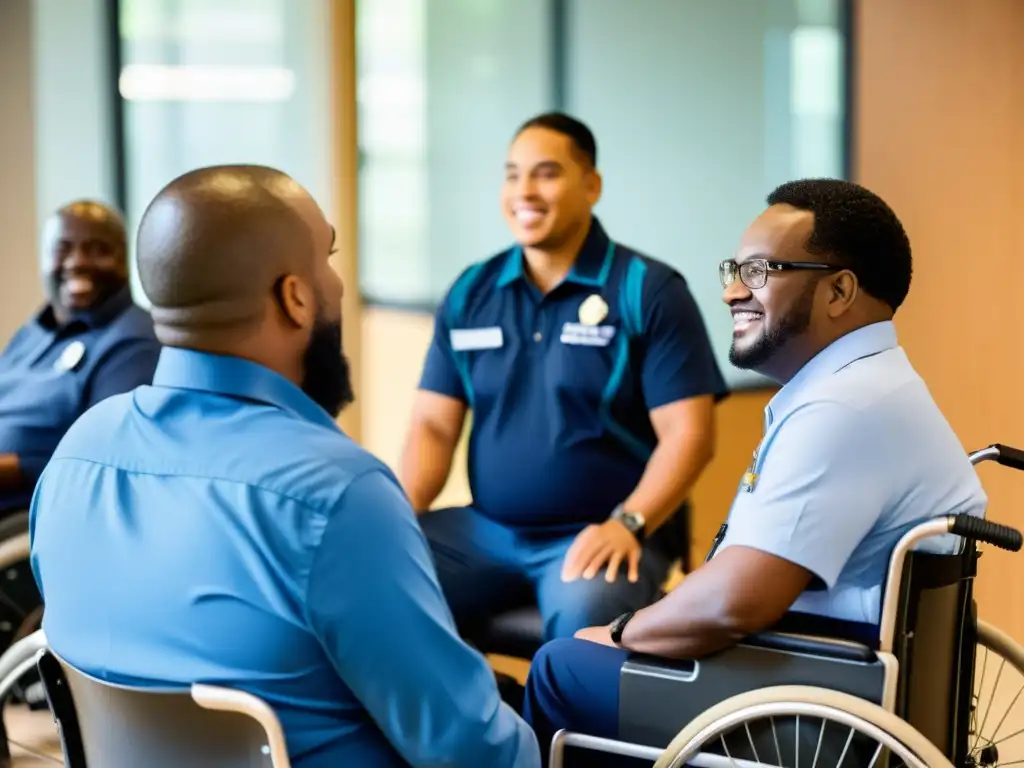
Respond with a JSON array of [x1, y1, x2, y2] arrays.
[[37, 286, 135, 332], [766, 320, 899, 425], [496, 216, 616, 289], [152, 347, 342, 433]]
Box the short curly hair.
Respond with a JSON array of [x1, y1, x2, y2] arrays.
[[766, 178, 913, 312]]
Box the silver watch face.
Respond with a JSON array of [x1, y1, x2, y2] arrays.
[[620, 510, 645, 532]]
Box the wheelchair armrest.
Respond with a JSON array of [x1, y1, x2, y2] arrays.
[[740, 631, 877, 663]]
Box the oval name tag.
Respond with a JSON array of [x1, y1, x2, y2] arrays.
[[53, 340, 87, 373]]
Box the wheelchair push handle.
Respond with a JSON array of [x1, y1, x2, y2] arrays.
[[969, 443, 1024, 470], [950, 513, 1024, 552]]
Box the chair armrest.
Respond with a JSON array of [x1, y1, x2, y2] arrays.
[[740, 631, 877, 663]]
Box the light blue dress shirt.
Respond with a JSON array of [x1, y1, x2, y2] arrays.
[[718, 321, 987, 624], [29, 347, 540, 768]]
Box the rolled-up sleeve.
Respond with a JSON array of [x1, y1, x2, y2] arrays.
[[719, 400, 887, 589], [305, 470, 539, 768], [640, 273, 729, 409]]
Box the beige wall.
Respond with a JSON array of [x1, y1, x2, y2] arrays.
[[0, 0, 44, 344], [359, 0, 1024, 640], [855, 0, 1024, 639]]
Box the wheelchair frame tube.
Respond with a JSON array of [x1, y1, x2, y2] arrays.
[[878, 517, 956, 654]]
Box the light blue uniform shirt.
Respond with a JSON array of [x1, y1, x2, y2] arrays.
[[718, 321, 987, 624], [29, 347, 539, 768]]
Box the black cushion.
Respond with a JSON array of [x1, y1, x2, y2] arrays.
[[476, 606, 545, 660]]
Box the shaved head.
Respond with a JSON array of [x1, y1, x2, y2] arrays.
[[138, 164, 324, 338], [42, 199, 129, 321], [137, 164, 352, 417], [44, 200, 127, 250]]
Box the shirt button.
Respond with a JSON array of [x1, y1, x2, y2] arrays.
[[533, 331, 542, 342]]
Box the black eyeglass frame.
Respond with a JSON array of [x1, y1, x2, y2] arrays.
[[719, 258, 838, 290]]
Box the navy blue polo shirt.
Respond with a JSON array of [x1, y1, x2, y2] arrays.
[[0, 287, 160, 512], [420, 217, 728, 528]]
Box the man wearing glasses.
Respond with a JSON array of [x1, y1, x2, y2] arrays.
[[522, 178, 987, 764]]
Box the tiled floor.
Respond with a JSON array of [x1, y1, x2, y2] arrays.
[[6, 704, 61, 766]]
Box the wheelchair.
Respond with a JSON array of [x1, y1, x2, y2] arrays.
[[551, 444, 1024, 768], [0, 509, 44, 762]]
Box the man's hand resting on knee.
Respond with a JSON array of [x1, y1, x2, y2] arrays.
[[561, 519, 642, 584]]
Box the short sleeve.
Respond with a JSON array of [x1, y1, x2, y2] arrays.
[[640, 273, 729, 409], [305, 470, 538, 768], [85, 337, 162, 407], [719, 401, 888, 589], [418, 297, 467, 402]]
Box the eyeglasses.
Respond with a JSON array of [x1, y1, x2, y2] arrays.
[[719, 259, 837, 290]]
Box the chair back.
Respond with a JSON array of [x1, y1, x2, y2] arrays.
[[37, 650, 291, 768], [891, 547, 977, 764]]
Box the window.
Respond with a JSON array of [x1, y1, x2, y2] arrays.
[[117, 0, 334, 305], [357, 0, 553, 306], [356, 0, 851, 388]]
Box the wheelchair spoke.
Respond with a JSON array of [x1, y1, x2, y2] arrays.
[[989, 724, 1024, 749], [719, 733, 741, 768], [865, 741, 883, 768], [743, 721, 761, 765], [811, 718, 825, 768], [975, 646, 990, 747], [770, 716, 783, 767], [834, 728, 855, 768], [5, 736, 63, 765], [988, 680, 1024, 746], [795, 715, 799, 768], [978, 657, 1007, 747]]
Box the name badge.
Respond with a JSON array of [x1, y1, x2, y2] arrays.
[[53, 340, 87, 373], [450, 327, 504, 352], [560, 322, 616, 347]]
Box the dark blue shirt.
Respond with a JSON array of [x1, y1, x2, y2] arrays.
[[30, 348, 538, 768], [0, 287, 159, 512], [420, 217, 728, 528]]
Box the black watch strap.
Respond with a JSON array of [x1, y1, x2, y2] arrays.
[[609, 611, 636, 645]]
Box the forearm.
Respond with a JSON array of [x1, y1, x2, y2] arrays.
[[623, 431, 713, 532], [398, 426, 458, 513], [619, 591, 746, 659], [0, 453, 24, 491]]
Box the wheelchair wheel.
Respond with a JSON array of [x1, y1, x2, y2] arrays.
[[653, 685, 954, 768], [0, 511, 43, 709], [970, 620, 1024, 768]]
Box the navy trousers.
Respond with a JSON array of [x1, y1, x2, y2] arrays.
[[420, 506, 675, 641], [524, 638, 648, 767]]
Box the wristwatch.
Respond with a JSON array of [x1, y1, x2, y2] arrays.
[[610, 503, 647, 542], [609, 611, 636, 646]]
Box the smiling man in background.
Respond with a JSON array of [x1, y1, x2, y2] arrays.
[[0, 200, 159, 517], [0, 199, 159, 765], [400, 112, 727, 651]]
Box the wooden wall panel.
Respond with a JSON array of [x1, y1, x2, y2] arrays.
[[855, 0, 1024, 638]]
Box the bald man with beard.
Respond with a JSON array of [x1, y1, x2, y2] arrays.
[[28, 165, 540, 768]]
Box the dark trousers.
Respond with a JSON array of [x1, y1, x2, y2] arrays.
[[420, 506, 675, 641], [524, 638, 646, 768]]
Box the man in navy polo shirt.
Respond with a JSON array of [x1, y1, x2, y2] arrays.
[[399, 113, 728, 643], [0, 200, 158, 766], [0, 200, 159, 518]]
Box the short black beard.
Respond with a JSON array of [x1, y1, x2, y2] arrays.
[[729, 281, 816, 371], [300, 317, 354, 418]]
